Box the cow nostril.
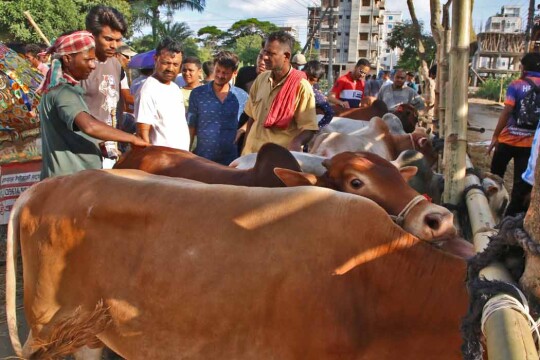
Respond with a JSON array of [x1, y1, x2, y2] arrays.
[[425, 213, 441, 230]]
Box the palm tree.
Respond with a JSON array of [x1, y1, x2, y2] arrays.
[[158, 21, 193, 42], [130, 0, 205, 45]]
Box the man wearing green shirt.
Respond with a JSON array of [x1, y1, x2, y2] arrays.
[[38, 30, 148, 179]]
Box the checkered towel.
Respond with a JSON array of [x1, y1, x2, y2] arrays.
[[39, 31, 95, 93]]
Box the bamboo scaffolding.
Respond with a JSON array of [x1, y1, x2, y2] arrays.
[[464, 155, 539, 359]]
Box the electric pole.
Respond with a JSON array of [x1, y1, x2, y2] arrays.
[[525, 0, 535, 52], [328, 1, 335, 87]]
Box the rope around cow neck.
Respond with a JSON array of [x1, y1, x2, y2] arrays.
[[409, 133, 416, 151], [481, 283, 540, 356], [389, 194, 426, 227]]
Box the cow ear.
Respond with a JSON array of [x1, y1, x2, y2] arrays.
[[485, 185, 499, 196], [417, 137, 428, 148], [322, 158, 332, 169], [426, 127, 432, 135], [274, 168, 318, 186], [399, 166, 418, 181]]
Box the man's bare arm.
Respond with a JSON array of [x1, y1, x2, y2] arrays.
[[74, 112, 148, 146]]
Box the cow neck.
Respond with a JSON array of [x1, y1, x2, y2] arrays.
[[389, 133, 416, 158]]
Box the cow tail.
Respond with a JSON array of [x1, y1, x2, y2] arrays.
[[6, 194, 24, 356]]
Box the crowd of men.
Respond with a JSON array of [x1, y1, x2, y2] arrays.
[[19, 4, 538, 219]]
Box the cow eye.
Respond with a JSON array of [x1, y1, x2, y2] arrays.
[[350, 179, 363, 189]]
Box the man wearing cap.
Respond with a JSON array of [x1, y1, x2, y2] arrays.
[[116, 44, 137, 136], [328, 58, 371, 108], [38, 30, 148, 179], [80, 5, 127, 168], [291, 53, 307, 70]]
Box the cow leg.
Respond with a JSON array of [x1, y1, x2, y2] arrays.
[[73, 345, 104, 360]]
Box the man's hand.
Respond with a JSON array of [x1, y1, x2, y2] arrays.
[[487, 137, 498, 155], [340, 101, 350, 108], [288, 140, 302, 152], [131, 135, 150, 147], [234, 128, 246, 144]]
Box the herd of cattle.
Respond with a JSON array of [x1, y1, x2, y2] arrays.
[[6, 104, 508, 359]]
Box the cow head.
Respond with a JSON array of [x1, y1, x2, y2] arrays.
[[481, 172, 509, 221], [275, 152, 457, 242], [393, 104, 419, 133], [410, 127, 438, 167]]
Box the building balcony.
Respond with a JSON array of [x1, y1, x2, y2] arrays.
[[358, 24, 380, 33], [377, 0, 385, 9], [319, 39, 337, 46]]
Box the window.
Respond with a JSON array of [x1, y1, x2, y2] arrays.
[[362, 0, 370, 5], [359, 50, 367, 57], [386, 49, 390, 53], [345, 32, 349, 37], [339, 15, 342, 19], [383, 57, 387, 61], [360, 33, 368, 40], [346, 15, 350, 19], [388, 24, 393, 29], [337, 49, 341, 53], [388, 15, 393, 20], [338, 32, 342, 35], [345, 49, 348, 53], [361, 16, 369, 23]]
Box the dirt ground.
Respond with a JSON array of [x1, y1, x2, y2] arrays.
[[0, 98, 505, 358]]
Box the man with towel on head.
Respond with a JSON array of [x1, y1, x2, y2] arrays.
[[242, 31, 318, 154], [38, 30, 148, 179]]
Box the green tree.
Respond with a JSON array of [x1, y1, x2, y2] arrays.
[[128, 34, 155, 53], [130, 0, 205, 46], [0, 0, 132, 43], [386, 20, 436, 71], [197, 25, 224, 48], [182, 37, 200, 58], [158, 21, 192, 41], [223, 18, 278, 48], [234, 34, 263, 65]]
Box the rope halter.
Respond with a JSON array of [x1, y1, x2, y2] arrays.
[[389, 194, 426, 227]]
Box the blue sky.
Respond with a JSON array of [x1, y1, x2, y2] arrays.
[[138, 0, 533, 45]]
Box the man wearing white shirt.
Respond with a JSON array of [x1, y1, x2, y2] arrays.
[[135, 37, 190, 150]]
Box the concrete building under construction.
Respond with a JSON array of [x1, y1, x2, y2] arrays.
[[306, 0, 386, 78]]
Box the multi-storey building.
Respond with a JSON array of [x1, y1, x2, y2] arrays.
[[306, 0, 385, 78], [485, 6, 522, 33], [378, 10, 402, 70], [279, 26, 300, 43]]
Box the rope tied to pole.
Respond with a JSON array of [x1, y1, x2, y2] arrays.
[[481, 284, 540, 355], [461, 214, 540, 360]]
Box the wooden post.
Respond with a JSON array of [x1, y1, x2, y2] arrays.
[[521, 131, 540, 309], [441, 0, 470, 205], [23, 11, 50, 46]]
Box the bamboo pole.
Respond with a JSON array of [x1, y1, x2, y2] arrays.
[[441, 0, 470, 205], [23, 11, 50, 46], [464, 155, 539, 360]]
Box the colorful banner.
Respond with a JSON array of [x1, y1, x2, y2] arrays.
[[0, 161, 41, 224]]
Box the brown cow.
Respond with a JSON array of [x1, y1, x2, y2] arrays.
[[113, 142, 301, 187], [7, 169, 473, 359], [116, 144, 452, 241], [325, 101, 419, 133], [274, 151, 455, 242], [310, 117, 437, 166]]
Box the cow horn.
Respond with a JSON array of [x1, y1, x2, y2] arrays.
[[322, 158, 332, 169]]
